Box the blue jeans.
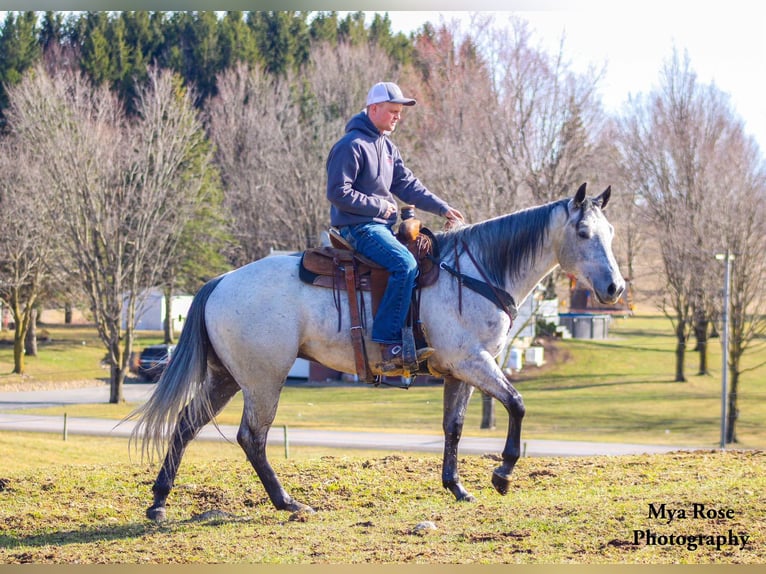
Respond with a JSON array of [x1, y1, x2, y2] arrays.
[[339, 223, 418, 345]]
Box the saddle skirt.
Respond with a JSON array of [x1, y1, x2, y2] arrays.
[[298, 224, 439, 382], [299, 226, 439, 311]]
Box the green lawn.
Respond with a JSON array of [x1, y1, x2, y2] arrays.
[[0, 325, 166, 389], [2, 315, 765, 449]]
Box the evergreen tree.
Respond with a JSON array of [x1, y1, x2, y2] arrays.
[[218, 11, 258, 69], [368, 12, 413, 65], [0, 12, 41, 122], [80, 12, 114, 85], [121, 10, 162, 63], [145, 11, 170, 67], [169, 11, 222, 104], [118, 12, 151, 113], [108, 15, 131, 89], [39, 11, 64, 50], [162, 11, 191, 76], [62, 11, 88, 48], [248, 11, 294, 76], [337, 11, 367, 45], [308, 11, 338, 45], [289, 11, 311, 69]]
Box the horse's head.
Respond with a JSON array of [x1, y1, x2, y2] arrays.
[[558, 183, 625, 305]]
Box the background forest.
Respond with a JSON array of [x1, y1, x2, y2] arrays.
[[0, 11, 763, 443]]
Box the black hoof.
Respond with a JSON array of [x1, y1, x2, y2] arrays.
[[283, 500, 316, 514], [147, 505, 167, 523], [447, 482, 477, 502], [492, 469, 511, 495]]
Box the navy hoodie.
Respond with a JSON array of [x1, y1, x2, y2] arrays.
[[326, 111, 449, 227]]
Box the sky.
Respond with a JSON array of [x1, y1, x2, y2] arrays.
[[362, 6, 766, 155]]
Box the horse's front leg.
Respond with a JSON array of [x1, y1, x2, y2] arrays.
[[453, 350, 526, 497], [490, 379, 525, 495], [442, 376, 476, 502]]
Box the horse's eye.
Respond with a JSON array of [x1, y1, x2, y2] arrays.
[[577, 226, 592, 239]]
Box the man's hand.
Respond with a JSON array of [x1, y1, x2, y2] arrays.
[[381, 200, 397, 219], [444, 207, 465, 230]]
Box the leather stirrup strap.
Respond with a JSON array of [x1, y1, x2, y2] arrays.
[[343, 262, 373, 381]]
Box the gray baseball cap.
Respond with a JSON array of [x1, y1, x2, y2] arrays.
[[366, 82, 416, 106]]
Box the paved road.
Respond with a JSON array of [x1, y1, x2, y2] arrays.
[[0, 384, 696, 457]]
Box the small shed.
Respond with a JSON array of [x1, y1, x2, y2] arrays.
[[123, 288, 194, 334]]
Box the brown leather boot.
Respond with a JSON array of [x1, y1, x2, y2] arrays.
[[377, 343, 435, 373]]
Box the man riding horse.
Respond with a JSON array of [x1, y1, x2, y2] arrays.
[[326, 81, 465, 373]]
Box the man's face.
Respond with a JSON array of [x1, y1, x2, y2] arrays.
[[368, 102, 404, 133]]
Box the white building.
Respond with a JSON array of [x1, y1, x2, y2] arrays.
[[122, 288, 194, 334], [500, 288, 558, 372]]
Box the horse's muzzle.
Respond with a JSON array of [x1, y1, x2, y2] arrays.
[[594, 279, 625, 305]]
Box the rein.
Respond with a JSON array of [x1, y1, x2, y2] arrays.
[[431, 239, 518, 322]]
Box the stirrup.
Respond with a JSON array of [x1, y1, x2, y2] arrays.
[[377, 345, 434, 373]]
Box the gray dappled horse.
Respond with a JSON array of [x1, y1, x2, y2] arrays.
[[130, 183, 624, 521]]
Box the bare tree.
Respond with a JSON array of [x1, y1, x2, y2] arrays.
[[592, 121, 643, 307], [715, 133, 766, 443], [479, 16, 606, 297], [401, 21, 502, 224], [481, 17, 605, 206], [615, 50, 738, 382], [207, 42, 397, 261], [207, 62, 298, 262], [0, 137, 60, 373], [7, 65, 213, 402]]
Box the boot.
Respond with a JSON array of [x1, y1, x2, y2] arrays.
[[377, 343, 435, 373]]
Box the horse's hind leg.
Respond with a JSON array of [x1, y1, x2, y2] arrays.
[[147, 368, 239, 522], [237, 388, 314, 514], [442, 376, 476, 502]]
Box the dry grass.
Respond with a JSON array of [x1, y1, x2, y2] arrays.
[[0, 447, 763, 564]]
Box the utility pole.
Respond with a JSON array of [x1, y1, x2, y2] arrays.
[[715, 250, 734, 450]]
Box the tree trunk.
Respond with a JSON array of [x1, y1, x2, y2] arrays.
[[480, 392, 496, 429], [542, 273, 558, 300], [163, 286, 174, 344], [24, 308, 38, 357], [12, 332, 25, 375], [64, 302, 73, 324], [109, 337, 124, 404], [694, 318, 708, 375], [110, 363, 125, 404], [726, 370, 739, 444], [11, 302, 27, 374], [674, 322, 687, 382]]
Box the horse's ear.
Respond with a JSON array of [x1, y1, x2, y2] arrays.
[[595, 186, 611, 210], [574, 183, 587, 208]]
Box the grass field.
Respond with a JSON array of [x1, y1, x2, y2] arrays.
[[1, 315, 764, 564], [0, 443, 763, 564], [0, 325, 167, 390], [3, 314, 765, 449]]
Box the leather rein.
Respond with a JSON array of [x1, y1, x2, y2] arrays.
[[430, 238, 518, 322]]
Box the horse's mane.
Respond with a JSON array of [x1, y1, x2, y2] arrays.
[[435, 198, 570, 287]]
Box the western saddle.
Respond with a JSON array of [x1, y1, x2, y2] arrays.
[[299, 211, 439, 383]]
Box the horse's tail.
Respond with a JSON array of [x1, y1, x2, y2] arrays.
[[127, 275, 225, 461]]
